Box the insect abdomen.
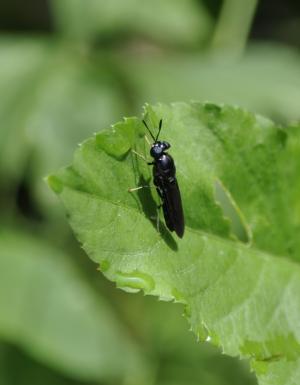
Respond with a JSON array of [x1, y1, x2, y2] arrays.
[[154, 174, 184, 238]]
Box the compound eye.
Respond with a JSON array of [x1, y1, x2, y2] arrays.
[[162, 141, 171, 150], [150, 145, 162, 158]]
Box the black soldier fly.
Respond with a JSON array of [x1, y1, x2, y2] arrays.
[[129, 119, 185, 238]]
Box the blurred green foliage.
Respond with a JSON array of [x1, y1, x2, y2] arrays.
[[0, 0, 299, 384]]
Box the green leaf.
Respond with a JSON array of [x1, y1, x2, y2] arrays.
[[49, 102, 300, 385], [136, 297, 256, 385], [0, 229, 147, 382], [50, 0, 212, 46], [278, 123, 300, 251]]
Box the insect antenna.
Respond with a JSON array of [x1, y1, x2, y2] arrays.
[[155, 119, 163, 141], [142, 120, 156, 142]]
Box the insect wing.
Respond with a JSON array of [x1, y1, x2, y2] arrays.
[[162, 179, 184, 238]]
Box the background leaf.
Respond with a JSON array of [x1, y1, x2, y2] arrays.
[[0, 342, 81, 385], [0, 37, 126, 221], [0, 38, 50, 184], [50, 0, 212, 46], [121, 45, 300, 122], [0, 229, 147, 383]]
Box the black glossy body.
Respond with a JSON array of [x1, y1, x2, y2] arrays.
[[150, 140, 185, 238]]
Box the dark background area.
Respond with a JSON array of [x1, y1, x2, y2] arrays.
[[1, 0, 300, 48]]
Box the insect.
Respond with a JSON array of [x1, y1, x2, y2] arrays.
[[130, 119, 185, 238]]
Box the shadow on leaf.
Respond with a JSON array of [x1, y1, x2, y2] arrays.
[[136, 175, 178, 251]]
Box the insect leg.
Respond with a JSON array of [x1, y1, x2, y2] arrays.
[[131, 149, 154, 165], [128, 185, 154, 193], [131, 149, 148, 162]]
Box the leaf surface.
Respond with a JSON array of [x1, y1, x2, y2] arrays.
[[49, 102, 300, 385]]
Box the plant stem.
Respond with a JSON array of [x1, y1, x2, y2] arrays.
[[211, 0, 258, 56]]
